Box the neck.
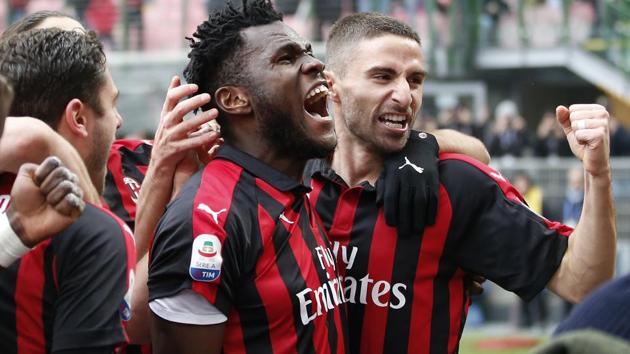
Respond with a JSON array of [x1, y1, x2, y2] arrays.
[[331, 109, 384, 187], [229, 138, 306, 182]]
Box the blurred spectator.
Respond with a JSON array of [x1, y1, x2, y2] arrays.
[[125, 0, 145, 50], [563, 166, 583, 228], [480, 0, 510, 46], [8, 0, 30, 23], [513, 170, 548, 328], [534, 111, 572, 157], [206, 0, 233, 12], [452, 104, 484, 139], [85, 0, 118, 49], [66, 0, 90, 23], [313, 0, 342, 41], [485, 100, 531, 157], [610, 118, 630, 156]]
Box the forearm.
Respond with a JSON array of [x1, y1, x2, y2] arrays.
[[432, 129, 490, 164], [134, 163, 175, 259], [549, 169, 616, 303], [0, 117, 100, 204], [127, 255, 150, 344]]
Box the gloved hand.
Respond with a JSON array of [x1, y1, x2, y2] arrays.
[[376, 130, 439, 237]]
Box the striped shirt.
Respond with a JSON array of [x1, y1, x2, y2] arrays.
[[148, 144, 348, 353], [306, 153, 570, 354], [0, 173, 136, 353], [104, 139, 152, 230]]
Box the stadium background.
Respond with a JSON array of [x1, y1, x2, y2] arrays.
[[1, 0, 629, 352]]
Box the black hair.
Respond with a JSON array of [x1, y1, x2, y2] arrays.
[[183, 0, 282, 134], [1, 11, 79, 41], [0, 28, 107, 129], [327, 12, 421, 78]]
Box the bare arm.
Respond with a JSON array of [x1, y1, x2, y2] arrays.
[[547, 104, 616, 303], [432, 129, 491, 164], [127, 76, 218, 344], [0, 117, 100, 204], [151, 311, 224, 354]]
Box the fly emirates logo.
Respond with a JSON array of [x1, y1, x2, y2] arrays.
[[296, 242, 407, 325]]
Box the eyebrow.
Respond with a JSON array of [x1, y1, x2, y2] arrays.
[[366, 66, 427, 78]]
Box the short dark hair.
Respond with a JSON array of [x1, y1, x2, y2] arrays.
[[326, 12, 421, 78], [183, 0, 282, 133], [0, 11, 78, 41], [0, 75, 13, 135], [0, 28, 107, 129]]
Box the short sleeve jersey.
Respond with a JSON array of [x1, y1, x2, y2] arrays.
[[305, 153, 571, 354], [0, 173, 136, 353], [149, 145, 348, 353], [103, 138, 152, 230]]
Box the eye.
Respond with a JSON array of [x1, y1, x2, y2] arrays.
[[277, 54, 294, 64], [373, 73, 391, 81]]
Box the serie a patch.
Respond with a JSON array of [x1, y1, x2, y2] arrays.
[[189, 234, 223, 282]]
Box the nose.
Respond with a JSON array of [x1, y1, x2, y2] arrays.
[[116, 112, 123, 129], [391, 79, 412, 109], [301, 56, 325, 76]]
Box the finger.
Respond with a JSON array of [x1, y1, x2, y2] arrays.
[[38, 166, 75, 194], [555, 105, 572, 135], [53, 192, 85, 218], [569, 109, 609, 121], [573, 126, 608, 146], [569, 104, 606, 112], [33, 156, 63, 186], [177, 109, 219, 138], [45, 179, 81, 206], [161, 76, 192, 114], [164, 93, 212, 130], [174, 131, 220, 153], [571, 118, 608, 131]]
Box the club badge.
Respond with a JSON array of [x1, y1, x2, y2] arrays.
[[189, 234, 222, 282]]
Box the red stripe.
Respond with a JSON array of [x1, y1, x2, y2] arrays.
[[287, 225, 331, 354], [359, 211, 396, 354], [447, 269, 465, 353], [15, 241, 51, 354], [107, 146, 137, 220], [252, 205, 298, 353], [327, 187, 361, 279], [191, 161, 241, 304], [223, 310, 246, 354], [408, 185, 452, 353]]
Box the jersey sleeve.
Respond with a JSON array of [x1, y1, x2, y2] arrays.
[[148, 169, 251, 318], [439, 154, 571, 301], [51, 205, 136, 352]]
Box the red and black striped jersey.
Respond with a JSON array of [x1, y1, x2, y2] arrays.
[[0, 173, 136, 353], [104, 139, 152, 230], [148, 144, 348, 353], [305, 153, 571, 354]]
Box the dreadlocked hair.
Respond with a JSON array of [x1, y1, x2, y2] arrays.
[[183, 0, 282, 131]]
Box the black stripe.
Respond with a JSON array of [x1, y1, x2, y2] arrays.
[[120, 144, 152, 167], [383, 218, 425, 352], [314, 181, 341, 233], [103, 170, 133, 229], [0, 260, 19, 354], [42, 245, 58, 353], [300, 210, 338, 353], [346, 190, 380, 354]]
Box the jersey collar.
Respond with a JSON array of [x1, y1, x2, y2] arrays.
[[216, 144, 311, 194]]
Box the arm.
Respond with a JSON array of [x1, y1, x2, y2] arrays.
[[547, 104, 616, 303], [432, 129, 490, 164], [127, 76, 218, 344], [151, 313, 224, 354], [0, 117, 101, 204]]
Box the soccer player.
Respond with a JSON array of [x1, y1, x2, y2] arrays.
[[147, 1, 348, 352], [0, 75, 84, 268], [0, 29, 136, 353], [304, 12, 616, 353]]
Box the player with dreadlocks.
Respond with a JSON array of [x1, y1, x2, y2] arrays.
[[147, 1, 348, 353]]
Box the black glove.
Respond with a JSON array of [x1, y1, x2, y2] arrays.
[[376, 130, 439, 237]]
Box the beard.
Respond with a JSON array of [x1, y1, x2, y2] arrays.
[[253, 90, 335, 161]]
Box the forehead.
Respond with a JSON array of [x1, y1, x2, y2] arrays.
[[242, 21, 309, 55], [351, 34, 424, 73], [35, 16, 85, 33]]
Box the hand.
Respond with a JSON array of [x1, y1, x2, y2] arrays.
[[556, 104, 610, 177], [376, 130, 440, 237], [464, 274, 486, 296], [152, 76, 220, 175], [7, 156, 85, 247]]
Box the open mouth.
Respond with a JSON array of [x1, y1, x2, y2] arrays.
[[304, 84, 330, 120], [378, 114, 408, 130]]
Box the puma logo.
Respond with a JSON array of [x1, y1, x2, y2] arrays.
[[398, 157, 424, 174], [279, 213, 295, 225], [197, 203, 226, 224]]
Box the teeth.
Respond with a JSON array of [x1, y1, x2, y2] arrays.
[[306, 84, 329, 101], [380, 114, 406, 122]]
